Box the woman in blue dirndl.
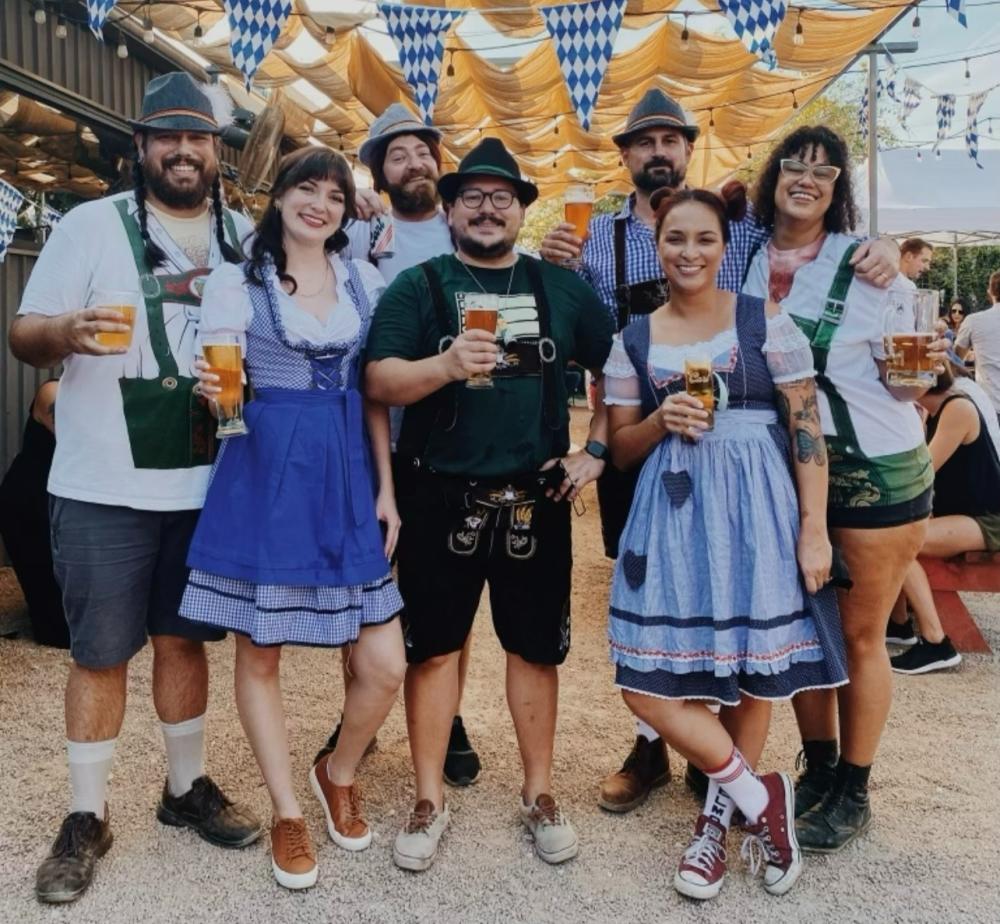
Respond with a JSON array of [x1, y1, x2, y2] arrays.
[[603, 188, 848, 901], [179, 148, 404, 890]]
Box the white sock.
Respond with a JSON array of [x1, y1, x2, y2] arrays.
[[705, 748, 768, 825], [702, 778, 736, 829], [635, 718, 660, 743], [68, 738, 116, 816], [161, 714, 206, 797]]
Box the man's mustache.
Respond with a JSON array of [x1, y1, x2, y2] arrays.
[[470, 215, 505, 228]]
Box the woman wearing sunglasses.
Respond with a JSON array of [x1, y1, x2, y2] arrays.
[[743, 126, 947, 854]]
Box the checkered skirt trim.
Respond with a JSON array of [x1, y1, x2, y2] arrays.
[[180, 570, 403, 647]]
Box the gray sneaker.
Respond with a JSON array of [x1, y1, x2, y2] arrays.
[[393, 799, 449, 872], [519, 794, 579, 864]]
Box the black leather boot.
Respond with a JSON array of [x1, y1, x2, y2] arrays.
[[795, 760, 872, 853]]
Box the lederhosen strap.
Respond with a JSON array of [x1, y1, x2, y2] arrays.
[[614, 217, 629, 330], [420, 259, 461, 433]]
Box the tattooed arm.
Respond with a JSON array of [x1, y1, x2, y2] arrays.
[[776, 377, 832, 594]]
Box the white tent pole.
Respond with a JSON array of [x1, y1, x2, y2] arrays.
[[868, 50, 878, 237], [953, 233, 959, 298]]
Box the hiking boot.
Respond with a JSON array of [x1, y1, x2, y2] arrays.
[[393, 799, 450, 872], [794, 747, 838, 818], [443, 715, 481, 787], [309, 759, 371, 851], [156, 775, 262, 848], [685, 762, 708, 801], [312, 720, 376, 767], [885, 617, 918, 647], [740, 772, 802, 896], [270, 818, 317, 890], [598, 735, 669, 813], [673, 814, 728, 901], [35, 808, 113, 904], [796, 783, 872, 854], [520, 794, 579, 864], [891, 637, 962, 675]]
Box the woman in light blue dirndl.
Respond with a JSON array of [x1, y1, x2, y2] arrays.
[[604, 188, 848, 902], [179, 148, 404, 890]]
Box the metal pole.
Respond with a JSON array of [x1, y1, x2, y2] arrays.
[[868, 50, 879, 237], [953, 233, 959, 299]]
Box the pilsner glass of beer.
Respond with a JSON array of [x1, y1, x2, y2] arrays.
[[684, 355, 715, 430], [201, 333, 248, 436], [883, 289, 940, 388], [464, 293, 500, 390], [564, 184, 594, 268], [92, 288, 139, 348]]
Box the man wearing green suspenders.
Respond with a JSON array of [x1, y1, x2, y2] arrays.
[[11, 72, 261, 904]]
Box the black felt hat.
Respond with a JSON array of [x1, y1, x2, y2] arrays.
[[437, 137, 538, 206]]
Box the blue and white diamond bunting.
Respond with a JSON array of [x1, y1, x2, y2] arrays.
[[378, 4, 464, 124], [945, 0, 968, 27], [540, 0, 626, 132], [0, 180, 25, 265], [901, 76, 921, 126], [966, 91, 989, 169], [883, 59, 898, 103], [41, 204, 63, 229], [225, 0, 293, 89], [717, 0, 787, 71], [87, 0, 118, 41], [935, 94, 956, 151]]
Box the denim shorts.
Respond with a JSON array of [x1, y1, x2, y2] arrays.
[[49, 497, 225, 669]]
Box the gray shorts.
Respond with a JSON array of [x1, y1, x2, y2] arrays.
[[49, 497, 225, 669]]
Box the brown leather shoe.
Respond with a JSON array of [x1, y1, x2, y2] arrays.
[[36, 807, 113, 904], [598, 735, 670, 813], [270, 818, 317, 890], [309, 759, 371, 851]]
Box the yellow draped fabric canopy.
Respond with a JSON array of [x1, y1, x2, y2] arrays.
[[132, 1, 908, 198]]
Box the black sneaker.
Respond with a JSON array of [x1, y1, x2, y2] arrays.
[[795, 785, 872, 854], [312, 720, 377, 767], [684, 762, 708, 801], [793, 749, 838, 818], [885, 618, 918, 647], [891, 637, 962, 675], [443, 715, 481, 787], [156, 775, 262, 848], [36, 808, 113, 904]]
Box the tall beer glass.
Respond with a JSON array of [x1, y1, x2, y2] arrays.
[[464, 293, 500, 390], [684, 355, 715, 430], [201, 333, 248, 436], [883, 289, 939, 387], [92, 288, 139, 348], [564, 184, 594, 268]]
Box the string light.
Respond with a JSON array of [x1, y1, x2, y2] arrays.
[[55, 15, 67, 40], [916, 149, 922, 161], [912, 11, 921, 38], [324, 26, 335, 47], [143, 14, 155, 45], [553, 119, 559, 136], [792, 90, 799, 110], [116, 34, 128, 59], [746, 146, 752, 161], [193, 13, 204, 41], [680, 14, 690, 51], [708, 109, 715, 128], [935, 148, 942, 159], [446, 50, 455, 78], [964, 58, 971, 81], [793, 11, 804, 48]]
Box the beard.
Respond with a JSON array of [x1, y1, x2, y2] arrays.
[[385, 171, 438, 216], [632, 159, 685, 194], [144, 155, 215, 209], [454, 215, 516, 260]]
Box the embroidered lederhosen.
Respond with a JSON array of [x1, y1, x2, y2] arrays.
[[113, 200, 243, 470]]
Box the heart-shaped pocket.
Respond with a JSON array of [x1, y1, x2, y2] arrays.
[[661, 470, 693, 508], [621, 550, 647, 590]]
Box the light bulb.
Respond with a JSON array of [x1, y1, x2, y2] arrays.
[[935, 149, 942, 160], [33, 3, 46, 26], [912, 13, 921, 38], [708, 109, 715, 129], [117, 39, 128, 59], [964, 60, 971, 81], [916, 150, 922, 161], [143, 17, 155, 44], [680, 15, 690, 50], [793, 14, 804, 47], [55, 16, 67, 39], [324, 27, 335, 47]]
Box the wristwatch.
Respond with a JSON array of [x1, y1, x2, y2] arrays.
[[584, 440, 610, 462]]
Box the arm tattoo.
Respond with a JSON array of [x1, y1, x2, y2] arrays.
[[776, 389, 791, 425], [794, 427, 827, 465], [779, 381, 826, 465]]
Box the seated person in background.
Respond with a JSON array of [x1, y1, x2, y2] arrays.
[[0, 380, 69, 648], [955, 271, 1000, 415], [889, 364, 1000, 674], [945, 298, 969, 341]]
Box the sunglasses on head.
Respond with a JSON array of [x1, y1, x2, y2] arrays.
[[779, 158, 842, 185]]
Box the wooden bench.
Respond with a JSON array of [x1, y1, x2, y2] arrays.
[[916, 552, 996, 653]]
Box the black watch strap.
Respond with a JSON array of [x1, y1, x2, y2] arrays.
[[584, 440, 610, 462]]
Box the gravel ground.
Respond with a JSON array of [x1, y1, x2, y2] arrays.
[[1, 410, 998, 923]]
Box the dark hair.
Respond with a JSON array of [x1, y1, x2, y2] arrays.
[[371, 133, 442, 194], [751, 126, 859, 233], [650, 183, 746, 245], [927, 364, 956, 395], [901, 237, 932, 258], [131, 139, 240, 271], [990, 270, 1000, 303], [246, 146, 356, 293]]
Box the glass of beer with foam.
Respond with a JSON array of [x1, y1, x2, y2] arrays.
[[563, 184, 594, 268], [464, 293, 500, 390], [201, 333, 248, 436], [92, 288, 139, 348], [684, 355, 715, 430], [883, 289, 939, 388]]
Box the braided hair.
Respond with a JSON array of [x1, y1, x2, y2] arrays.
[[211, 174, 242, 265]]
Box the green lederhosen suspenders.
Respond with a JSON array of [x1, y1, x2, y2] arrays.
[[113, 199, 241, 469]]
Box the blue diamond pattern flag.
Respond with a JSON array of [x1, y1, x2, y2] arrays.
[[540, 0, 627, 132], [378, 3, 464, 124], [884, 59, 898, 103], [0, 179, 25, 265], [225, 0, 293, 89], [859, 78, 884, 145], [717, 0, 787, 70], [40, 204, 63, 229], [966, 90, 989, 168], [901, 76, 922, 126], [87, 0, 118, 41], [935, 94, 956, 150], [945, 0, 968, 27]]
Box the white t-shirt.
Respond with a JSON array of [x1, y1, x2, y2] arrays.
[[956, 305, 1000, 412], [147, 202, 211, 267], [345, 209, 453, 285], [198, 254, 385, 345], [17, 192, 254, 511]]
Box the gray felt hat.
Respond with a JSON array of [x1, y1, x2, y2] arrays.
[[358, 103, 443, 168], [612, 88, 700, 147], [128, 71, 220, 134]]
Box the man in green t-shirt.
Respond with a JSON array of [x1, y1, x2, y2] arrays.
[[366, 138, 613, 873]]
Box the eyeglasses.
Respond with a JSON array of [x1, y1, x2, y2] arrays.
[[779, 158, 842, 186], [951, 308, 965, 315], [457, 188, 516, 210]]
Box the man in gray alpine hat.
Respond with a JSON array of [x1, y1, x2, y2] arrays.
[[11, 71, 261, 904]]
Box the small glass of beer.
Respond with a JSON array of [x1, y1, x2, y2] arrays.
[[201, 333, 248, 437], [464, 293, 500, 390], [563, 184, 594, 268], [684, 355, 715, 430], [883, 289, 940, 387], [92, 288, 139, 348]]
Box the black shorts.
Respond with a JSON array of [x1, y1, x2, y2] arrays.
[[827, 486, 933, 530], [395, 466, 572, 666]]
